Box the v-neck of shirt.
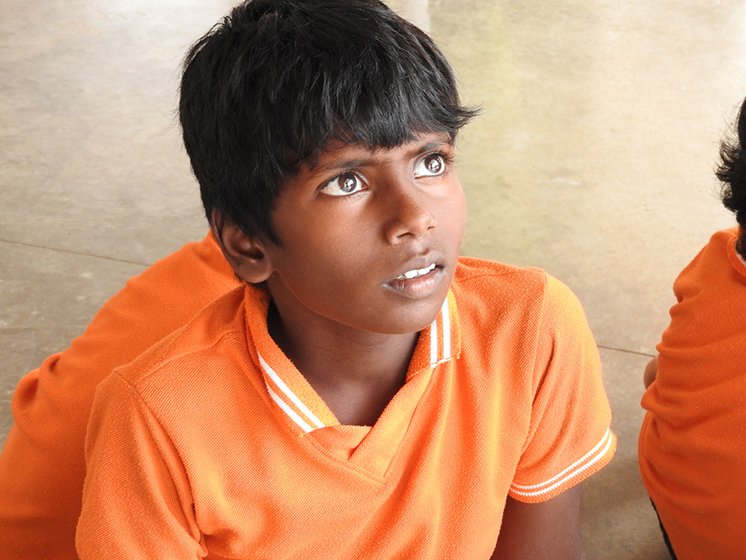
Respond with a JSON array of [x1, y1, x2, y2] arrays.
[[243, 286, 461, 479]]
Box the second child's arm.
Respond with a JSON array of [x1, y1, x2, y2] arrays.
[[491, 489, 586, 560], [643, 356, 659, 388]]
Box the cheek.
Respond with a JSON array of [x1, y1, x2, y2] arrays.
[[277, 229, 371, 291], [441, 188, 467, 240]]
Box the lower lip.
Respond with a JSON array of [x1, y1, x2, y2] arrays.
[[385, 267, 443, 299]]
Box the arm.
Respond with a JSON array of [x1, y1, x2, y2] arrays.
[[643, 356, 659, 388], [491, 489, 585, 560], [492, 275, 613, 559]]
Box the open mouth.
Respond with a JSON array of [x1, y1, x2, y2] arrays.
[[386, 260, 445, 299], [396, 263, 436, 280]]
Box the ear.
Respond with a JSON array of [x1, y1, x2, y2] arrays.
[[210, 210, 274, 284]]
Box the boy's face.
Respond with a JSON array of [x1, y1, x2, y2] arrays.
[[261, 131, 466, 336]]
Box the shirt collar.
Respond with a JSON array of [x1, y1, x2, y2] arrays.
[[243, 286, 461, 434]]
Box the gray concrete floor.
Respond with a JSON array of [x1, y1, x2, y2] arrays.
[[1, 1, 744, 558]]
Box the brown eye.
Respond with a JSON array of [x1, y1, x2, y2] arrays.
[[320, 171, 366, 197], [426, 155, 443, 174], [414, 153, 447, 178], [339, 173, 358, 193]]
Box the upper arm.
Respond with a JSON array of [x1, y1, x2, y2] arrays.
[[490, 276, 609, 559], [491, 487, 585, 560], [510, 276, 615, 501]]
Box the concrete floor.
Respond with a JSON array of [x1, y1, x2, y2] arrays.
[[1, 1, 744, 558]]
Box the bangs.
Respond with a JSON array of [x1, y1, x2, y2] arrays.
[[265, 10, 478, 169]]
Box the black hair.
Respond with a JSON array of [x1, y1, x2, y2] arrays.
[[179, 0, 478, 242], [716, 97, 746, 257]]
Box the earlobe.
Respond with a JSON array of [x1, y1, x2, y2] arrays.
[[211, 210, 274, 284]]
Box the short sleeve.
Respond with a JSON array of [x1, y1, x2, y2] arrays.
[[76, 373, 206, 559], [508, 275, 615, 503]]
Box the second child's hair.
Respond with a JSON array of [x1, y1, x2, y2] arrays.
[[716, 97, 746, 257], [179, 0, 477, 243]]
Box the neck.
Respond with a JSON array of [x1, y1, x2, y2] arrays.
[[267, 302, 419, 426]]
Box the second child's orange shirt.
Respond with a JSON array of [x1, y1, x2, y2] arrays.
[[639, 227, 746, 559], [77, 259, 615, 559], [0, 232, 237, 560]]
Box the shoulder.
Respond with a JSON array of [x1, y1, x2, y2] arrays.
[[453, 256, 545, 284], [673, 227, 746, 297], [709, 226, 740, 247], [111, 286, 249, 392], [450, 257, 594, 380], [452, 257, 584, 327], [452, 257, 545, 308], [87, 284, 266, 467], [685, 227, 738, 268]]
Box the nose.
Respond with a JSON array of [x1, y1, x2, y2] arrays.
[[383, 181, 436, 244]]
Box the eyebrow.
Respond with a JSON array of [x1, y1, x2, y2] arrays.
[[314, 135, 454, 175]]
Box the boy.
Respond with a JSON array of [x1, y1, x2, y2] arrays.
[[76, 2, 615, 557], [5, 1, 615, 557], [639, 96, 746, 560]]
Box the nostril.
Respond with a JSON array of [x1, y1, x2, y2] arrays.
[[386, 209, 436, 243]]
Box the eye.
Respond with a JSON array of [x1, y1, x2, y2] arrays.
[[414, 153, 448, 178], [319, 172, 367, 197]]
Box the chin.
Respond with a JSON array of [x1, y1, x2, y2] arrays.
[[373, 304, 444, 335]]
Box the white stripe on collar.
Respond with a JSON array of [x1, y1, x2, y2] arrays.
[[259, 354, 325, 433], [265, 384, 315, 433], [259, 295, 453, 433], [430, 296, 452, 368]]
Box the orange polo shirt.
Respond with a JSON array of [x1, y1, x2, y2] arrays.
[[76, 258, 615, 559], [0, 233, 237, 560], [639, 227, 746, 559]]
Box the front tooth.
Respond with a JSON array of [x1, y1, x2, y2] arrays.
[[400, 263, 435, 279]]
